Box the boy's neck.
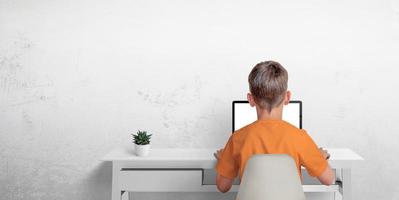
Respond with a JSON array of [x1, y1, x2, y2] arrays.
[[255, 104, 283, 121]]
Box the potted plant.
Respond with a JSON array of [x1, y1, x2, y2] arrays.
[[132, 130, 152, 157]]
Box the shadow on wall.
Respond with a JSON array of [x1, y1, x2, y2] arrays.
[[83, 162, 112, 200]]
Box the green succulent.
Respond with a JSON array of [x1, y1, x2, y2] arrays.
[[132, 130, 152, 145]]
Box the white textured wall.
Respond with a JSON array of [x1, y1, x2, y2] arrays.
[[1, 0, 399, 199]]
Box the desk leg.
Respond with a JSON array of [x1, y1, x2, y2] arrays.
[[112, 162, 122, 200], [121, 191, 129, 200], [335, 169, 342, 200], [342, 168, 351, 200], [334, 190, 342, 200]]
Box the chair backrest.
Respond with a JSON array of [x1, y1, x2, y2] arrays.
[[236, 154, 306, 200]]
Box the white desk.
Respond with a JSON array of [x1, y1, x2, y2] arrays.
[[102, 148, 363, 200]]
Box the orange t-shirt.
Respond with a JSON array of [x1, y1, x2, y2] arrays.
[[216, 119, 327, 179]]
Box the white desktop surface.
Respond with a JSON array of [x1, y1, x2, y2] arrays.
[[103, 147, 363, 200], [102, 147, 363, 168]]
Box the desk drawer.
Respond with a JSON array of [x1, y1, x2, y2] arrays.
[[119, 169, 203, 192]]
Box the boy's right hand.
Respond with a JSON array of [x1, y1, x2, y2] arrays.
[[319, 147, 330, 160], [214, 148, 224, 160]]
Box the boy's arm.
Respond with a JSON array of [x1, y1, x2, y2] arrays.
[[214, 136, 238, 193], [298, 130, 335, 185], [216, 173, 234, 193], [317, 164, 335, 185], [316, 148, 335, 185], [214, 149, 235, 193]]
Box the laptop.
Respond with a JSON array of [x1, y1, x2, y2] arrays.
[[232, 100, 302, 132]]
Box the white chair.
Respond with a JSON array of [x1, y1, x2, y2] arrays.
[[236, 154, 306, 200]]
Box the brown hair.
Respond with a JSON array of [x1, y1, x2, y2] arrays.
[[248, 61, 288, 112]]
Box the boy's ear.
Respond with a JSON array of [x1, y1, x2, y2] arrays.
[[284, 90, 291, 105], [247, 93, 256, 107]]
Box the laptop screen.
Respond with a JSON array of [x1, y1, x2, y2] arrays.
[[232, 101, 302, 132]]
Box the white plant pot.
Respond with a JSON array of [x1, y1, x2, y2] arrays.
[[135, 144, 150, 157]]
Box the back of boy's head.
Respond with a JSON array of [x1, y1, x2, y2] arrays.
[[248, 61, 288, 112]]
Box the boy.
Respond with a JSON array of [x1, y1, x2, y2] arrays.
[[215, 61, 335, 193]]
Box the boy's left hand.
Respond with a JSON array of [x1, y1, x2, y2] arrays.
[[214, 148, 223, 160], [319, 147, 330, 160]]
